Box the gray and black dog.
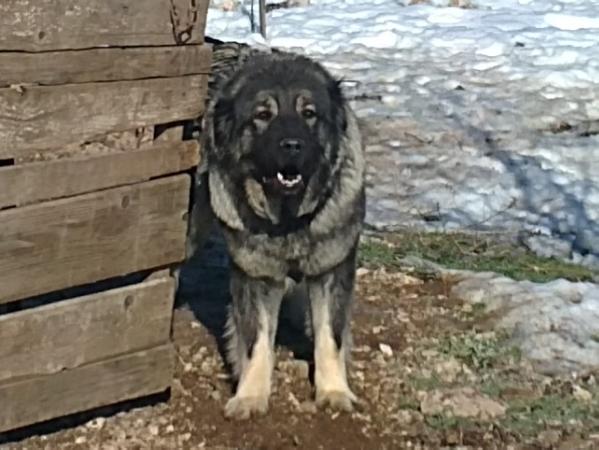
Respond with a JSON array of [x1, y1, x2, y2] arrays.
[[198, 49, 365, 420]]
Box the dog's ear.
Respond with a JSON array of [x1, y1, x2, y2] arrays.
[[212, 95, 235, 148], [327, 78, 347, 133]]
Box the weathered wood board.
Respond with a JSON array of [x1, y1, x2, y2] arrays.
[[0, 45, 212, 87], [0, 75, 207, 158], [0, 277, 174, 383], [0, 175, 190, 304], [0, 140, 200, 209], [0, 0, 209, 51], [0, 344, 174, 433]]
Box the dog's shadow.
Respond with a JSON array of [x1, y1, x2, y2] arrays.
[[175, 226, 314, 385]]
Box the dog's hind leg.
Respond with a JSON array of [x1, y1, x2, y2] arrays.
[[307, 246, 358, 412], [224, 265, 285, 420]]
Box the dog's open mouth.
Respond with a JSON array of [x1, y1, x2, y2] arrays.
[[262, 167, 304, 194], [276, 171, 302, 188]]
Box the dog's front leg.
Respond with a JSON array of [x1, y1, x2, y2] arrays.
[[307, 248, 358, 412], [224, 264, 284, 420]]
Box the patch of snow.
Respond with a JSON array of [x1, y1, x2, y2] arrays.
[[544, 12, 599, 30], [206, 0, 599, 267], [453, 271, 599, 375]]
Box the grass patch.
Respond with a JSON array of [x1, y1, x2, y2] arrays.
[[359, 239, 402, 269], [359, 232, 597, 282], [479, 378, 506, 398], [437, 331, 521, 370], [503, 391, 599, 436], [409, 374, 444, 391], [398, 398, 421, 411], [425, 414, 476, 431]]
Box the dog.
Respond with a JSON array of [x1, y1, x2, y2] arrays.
[[199, 49, 366, 420]]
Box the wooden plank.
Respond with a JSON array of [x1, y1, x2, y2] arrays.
[[0, 140, 200, 209], [0, 175, 190, 304], [0, 345, 173, 433], [0, 277, 174, 383], [0, 45, 212, 87], [0, 75, 208, 158], [0, 0, 209, 51]]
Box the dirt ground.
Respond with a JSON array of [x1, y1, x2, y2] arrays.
[[1, 235, 598, 450]]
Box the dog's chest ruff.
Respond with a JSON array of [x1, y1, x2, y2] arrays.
[[221, 223, 360, 280]]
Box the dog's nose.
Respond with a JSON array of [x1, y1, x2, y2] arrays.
[[279, 138, 304, 154]]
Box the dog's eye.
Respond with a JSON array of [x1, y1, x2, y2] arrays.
[[255, 110, 273, 121], [302, 109, 317, 120]]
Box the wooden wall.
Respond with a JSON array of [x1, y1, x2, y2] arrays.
[[0, 0, 211, 434]]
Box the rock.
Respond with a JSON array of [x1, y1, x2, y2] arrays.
[[113, 427, 127, 441], [572, 385, 593, 402], [394, 409, 423, 425], [537, 429, 561, 448], [277, 359, 310, 379], [433, 357, 463, 383], [200, 360, 213, 374], [148, 425, 159, 436], [209, 389, 222, 401], [385, 271, 424, 285], [86, 417, 106, 430], [357, 267, 370, 277], [354, 345, 372, 353], [421, 349, 439, 358], [75, 436, 87, 444], [288, 392, 301, 409], [299, 401, 318, 414], [379, 343, 394, 357], [420, 388, 506, 420]]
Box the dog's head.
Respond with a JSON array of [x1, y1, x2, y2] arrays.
[[209, 53, 347, 203]]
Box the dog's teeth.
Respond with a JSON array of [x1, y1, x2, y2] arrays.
[[276, 172, 302, 188]]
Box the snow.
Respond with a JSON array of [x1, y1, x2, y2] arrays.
[[544, 12, 599, 30], [206, 0, 599, 267], [453, 270, 599, 375]]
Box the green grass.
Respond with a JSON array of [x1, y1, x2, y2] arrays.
[[359, 232, 597, 282], [479, 378, 505, 398], [502, 391, 599, 436], [421, 388, 599, 436], [408, 374, 444, 392], [437, 331, 521, 370], [425, 414, 476, 431]]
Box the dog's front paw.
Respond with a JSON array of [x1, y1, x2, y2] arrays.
[[316, 389, 358, 412], [224, 395, 269, 420]]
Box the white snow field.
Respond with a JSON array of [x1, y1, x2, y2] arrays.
[[206, 0, 599, 268]]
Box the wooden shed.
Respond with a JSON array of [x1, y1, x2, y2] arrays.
[[0, 0, 211, 433]]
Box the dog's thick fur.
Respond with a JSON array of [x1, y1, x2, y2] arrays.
[[202, 51, 365, 420]]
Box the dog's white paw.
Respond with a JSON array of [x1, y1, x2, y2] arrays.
[[316, 389, 358, 412], [224, 395, 269, 420]]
